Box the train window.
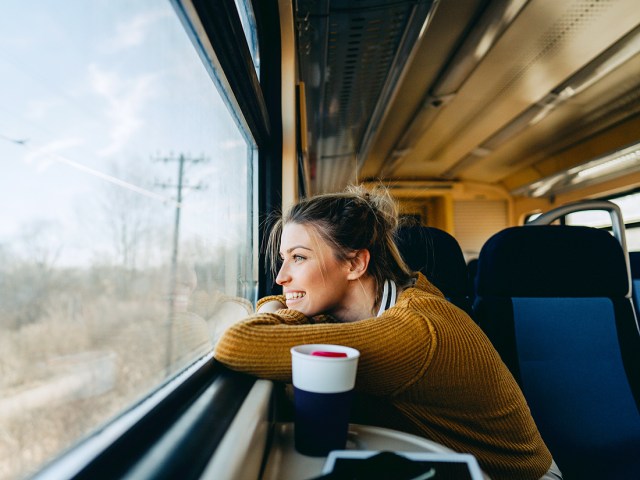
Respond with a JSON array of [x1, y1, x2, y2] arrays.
[[0, 1, 255, 478], [563, 191, 640, 251], [609, 192, 640, 251], [564, 210, 612, 228]]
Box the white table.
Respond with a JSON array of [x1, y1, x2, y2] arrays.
[[260, 422, 472, 480]]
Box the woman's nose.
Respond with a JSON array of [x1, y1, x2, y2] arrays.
[[275, 263, 290, 285]]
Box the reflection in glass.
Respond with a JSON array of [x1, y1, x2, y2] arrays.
[[0, 1, 255, 477]]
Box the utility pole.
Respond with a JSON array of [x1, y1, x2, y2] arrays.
[[155, 153, 207, 374]]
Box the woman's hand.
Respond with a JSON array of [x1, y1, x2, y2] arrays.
[[257, 299, 287, 313]]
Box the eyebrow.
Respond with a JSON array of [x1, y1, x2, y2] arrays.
[[284, 245, 313, 254]]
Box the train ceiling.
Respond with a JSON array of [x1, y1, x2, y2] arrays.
[[294, 0, 640, 196]]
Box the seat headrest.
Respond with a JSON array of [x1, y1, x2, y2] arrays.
[[476, 225, 628, 297], [395, 226, 468, 296]]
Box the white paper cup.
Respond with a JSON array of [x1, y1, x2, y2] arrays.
[[291, 344, 360, 456]]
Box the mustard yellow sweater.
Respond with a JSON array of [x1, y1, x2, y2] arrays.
[[214, 273, 552, 479]]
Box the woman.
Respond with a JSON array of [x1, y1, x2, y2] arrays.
[[214, 186, 561, 480]]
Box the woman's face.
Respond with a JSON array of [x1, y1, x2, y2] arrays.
[[276, 222, 352, 317]]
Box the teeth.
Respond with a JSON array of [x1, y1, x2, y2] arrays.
[[286, 292, 306, 300]]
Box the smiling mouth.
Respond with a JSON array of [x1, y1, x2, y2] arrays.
[[285, 292, 306, 300]]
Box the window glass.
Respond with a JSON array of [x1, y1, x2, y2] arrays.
[[564, 191, 640, 251], [626, 227, 640, 252], [525, 212, 542, 223], [611, 192, 640, 225], [0, 2, 255, 478], [611, 192, 640, 252], [565, 210, 612, 228]]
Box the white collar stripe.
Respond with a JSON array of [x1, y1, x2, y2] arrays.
[[376, 279, 397, 317], [377, 280, 389, 317], [389, 280, 397, 309]]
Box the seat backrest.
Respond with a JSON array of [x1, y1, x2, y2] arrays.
[[630, 251, 640, 318], [473, 225, 640, 479], [395, 226, 472, 316]]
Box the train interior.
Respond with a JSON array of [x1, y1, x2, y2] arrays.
[[3, 1, 640, 479], [289, 2, 640, 477], [294, 0, 640, 233]]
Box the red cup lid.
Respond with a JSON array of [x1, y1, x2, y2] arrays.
[[311, 351, 347, 358]]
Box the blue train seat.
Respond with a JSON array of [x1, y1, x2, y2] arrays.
[[395, 226, 472, 316], [473, 224, 640, 479]]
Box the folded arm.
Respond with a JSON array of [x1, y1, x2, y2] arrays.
[[213, 296, 437, 396]]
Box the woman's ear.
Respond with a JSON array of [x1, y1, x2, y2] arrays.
[[347, 249, 370, 280]]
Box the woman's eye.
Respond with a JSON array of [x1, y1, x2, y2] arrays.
[[293, 254, 305, 262]]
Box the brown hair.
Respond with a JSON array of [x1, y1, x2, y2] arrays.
[[265, 185, 414, 307]]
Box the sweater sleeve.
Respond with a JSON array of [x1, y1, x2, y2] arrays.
[[256, 294, 286, 311], [214, 276, 442, 396]]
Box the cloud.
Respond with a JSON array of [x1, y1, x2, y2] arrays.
[[88, 64, 157, 156], [101, 9, 172, 53]]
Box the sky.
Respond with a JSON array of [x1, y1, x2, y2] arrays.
[[0, 1, 252, 267]]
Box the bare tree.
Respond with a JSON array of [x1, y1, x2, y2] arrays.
[[100, 162, 159, 296]]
